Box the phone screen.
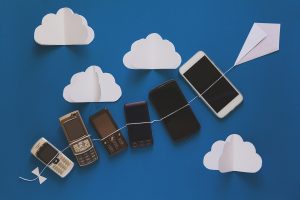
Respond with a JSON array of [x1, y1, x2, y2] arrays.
[[63, 117, 87, 141], [36, 143, 58, 164], [149, 80, 200, 141], [124, 102, 152, 145], [90, 109, 118, 138], [183, 56, 239, 112]]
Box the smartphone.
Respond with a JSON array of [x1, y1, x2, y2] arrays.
[[31, 137, 74, 178], [124, 101, 153, 148], [59, 111, 98, 166], [149, 80, 200, 141], [90, 108, 128, 155], [179, 51, 243, 118]]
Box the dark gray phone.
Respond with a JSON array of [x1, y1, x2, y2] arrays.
[[149, 80, 200, 141]]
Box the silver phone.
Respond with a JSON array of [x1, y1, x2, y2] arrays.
[[31, 137, 74, 178]]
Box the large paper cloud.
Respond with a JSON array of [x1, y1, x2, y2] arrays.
[[63, 66, 122, 103], [123, 33, 181, 69], [203, 134, 262, 173], [34, 7, 94, 45]]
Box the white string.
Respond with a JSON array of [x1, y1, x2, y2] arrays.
[[19, 65, 236, 183]]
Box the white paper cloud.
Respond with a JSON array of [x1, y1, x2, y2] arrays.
[[63, 66, 122, 103], [203, 134, 262, 173], [34, 7, 94, 45], [123, 33, 181, 69]]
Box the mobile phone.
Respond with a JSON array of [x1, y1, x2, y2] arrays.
[[31, 137, 74, 178], [90, 108, 128, 155], [149, 80, 200, 141], [124, 101, 153, 148], [179, 51, 243, 118], [59, 110, 98, 166]]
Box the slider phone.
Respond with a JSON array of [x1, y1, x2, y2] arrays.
[[31, 137, 74, 178], [59, 110, 98, 167], [90, 108, 128, 155], [124, 101, 153, 148], [149, 80, 200, 141]]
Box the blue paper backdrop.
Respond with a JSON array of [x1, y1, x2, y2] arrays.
[[1, 0, 299, 199]]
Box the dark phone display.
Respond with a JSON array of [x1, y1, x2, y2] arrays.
[[124, 101, 153, 147], [36, 143, 58, 164], [183, 56, 239, 112], [90, 109, 119, 138], [149, 80, 200, 141], [63, 117, 86, 141]]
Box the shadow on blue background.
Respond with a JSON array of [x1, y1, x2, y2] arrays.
[[0, 0, 300, 199]]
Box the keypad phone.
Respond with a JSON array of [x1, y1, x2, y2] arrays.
[[90, 108, 128, 155], [124, 101, 153, 148], [31, 137, 74, 178], [59, 110, 98, 166]]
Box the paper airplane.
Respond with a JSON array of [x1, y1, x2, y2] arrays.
[[234, 23, 280, 66], [32, 167, 47, 184]]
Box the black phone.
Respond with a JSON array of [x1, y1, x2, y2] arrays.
[[90, 108, 128, 155], [149, 80, 200, 141], [124, 101, 153, 148]]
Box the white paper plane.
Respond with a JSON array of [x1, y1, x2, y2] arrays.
[[234, 23, 280, 66]]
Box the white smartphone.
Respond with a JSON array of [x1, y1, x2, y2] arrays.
[[31, 137, 74, 178], [179, 51, 243, 118]]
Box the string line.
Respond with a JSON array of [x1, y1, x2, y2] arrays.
[[19, 65, 236, 183]]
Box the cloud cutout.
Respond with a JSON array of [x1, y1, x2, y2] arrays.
[[63, 66, 122, 103], [34, 7, 94, 45], [123, 33, 181, 69], [203, 134, 262, 173]]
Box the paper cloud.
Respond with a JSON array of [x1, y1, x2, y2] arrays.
[[34, 7, 94, 45], [203, 134, 262, 173], [63, 66, 122, 103], [123, 33, 181, 69]]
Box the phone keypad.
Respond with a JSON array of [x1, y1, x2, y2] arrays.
[[102, 132, 128, 155], [73, 139, 91, 153], [50, 154, 73, 177], [76, 148, 98, 166], [131, 138, 153, 148]]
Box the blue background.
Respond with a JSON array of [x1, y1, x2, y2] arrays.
[[1, 0, 299, 199]]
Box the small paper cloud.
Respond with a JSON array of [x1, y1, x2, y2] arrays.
[[63, 66, 122, 103], [203, 134, 262, 173], [34, 7, 94, 45], [123, 33, 181, 69]]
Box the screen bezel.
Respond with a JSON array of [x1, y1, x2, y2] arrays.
[[61, 112, 89, 142], [179, 51, 243, 118]]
